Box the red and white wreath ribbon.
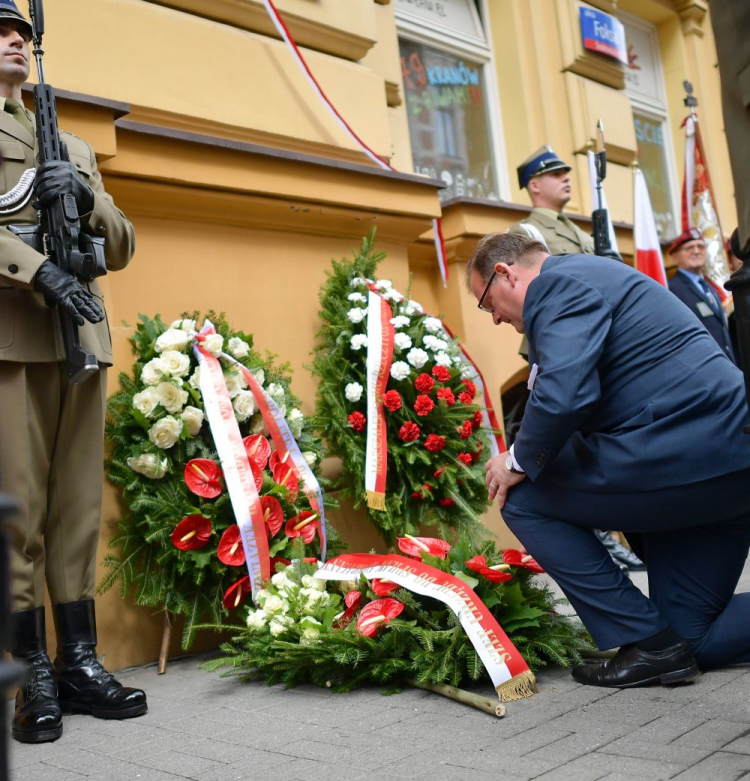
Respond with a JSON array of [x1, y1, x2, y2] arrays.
[[193, 322, 270, 596], [261, 0, 449, 286], [365, 284, 395, 510], [315, 553, 536, 702]]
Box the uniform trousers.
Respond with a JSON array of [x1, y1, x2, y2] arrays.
[[0, 361, 106, 612], [502, 467, 750, 668]]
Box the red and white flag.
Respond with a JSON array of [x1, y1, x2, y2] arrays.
[[633, 168, 667, 287]]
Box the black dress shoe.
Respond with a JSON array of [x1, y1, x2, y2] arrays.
[[53, 599, 147, 720], [11, 607, 63, 743], [572, 640, 701, 688]]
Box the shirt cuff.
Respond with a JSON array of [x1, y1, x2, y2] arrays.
[[509, 444, 525, 473]]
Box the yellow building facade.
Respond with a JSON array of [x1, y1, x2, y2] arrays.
[[30, 0, 734, 667]]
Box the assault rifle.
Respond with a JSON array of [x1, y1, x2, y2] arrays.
[[592, 120, 621, 261], [28, 0, 106, 384]]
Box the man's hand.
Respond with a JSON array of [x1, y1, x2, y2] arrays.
[[32, 261, 104, 326], [485, 451, 526, 510], [34, 160, 95, 214]]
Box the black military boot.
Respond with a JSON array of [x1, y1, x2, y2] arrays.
[[10, 607, 63, 743], [53, 599, 147, 719]]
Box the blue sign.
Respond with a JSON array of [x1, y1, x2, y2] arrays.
[[579, 7, 627, 65]]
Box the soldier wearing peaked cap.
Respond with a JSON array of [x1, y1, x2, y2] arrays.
[[0, 0, 146, 745], [508, 145, 595, 256]]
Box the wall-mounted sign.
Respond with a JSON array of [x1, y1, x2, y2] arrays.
[[395, 0, 485, 41], [579, 7, 627, 65]]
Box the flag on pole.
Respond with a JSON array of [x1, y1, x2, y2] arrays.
[[633, 167, 667, 286], [587, 150, 620, 256]]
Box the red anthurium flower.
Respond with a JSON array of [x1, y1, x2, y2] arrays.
[[371, 579, 399, 596], [260, 496, 284, 536], [272, 461, 299, 498], [414, 394, 435, 416], [269, 449, 292, 471], [348, 411, 366, 432], [171, 515, 212, 551], [356, 598, 404, 637], [397, 534, 451, 560], [184, 459, 223, 498], [399, 422, 421, 442], [424, 434, 446, 452], [270, 556, 291, 571], [458, 421, 473, 440], [217, 525, 245, 566], [502, 549, 545, 574], [243, 435, 271, 470], [437, 387, 455, 406], [223, 576, 251, 609], [457, 452, 473, 467], [465, 555, 513, 584], [432, 365, 451, 382], [414, 373, 435, 393], [285, 511, 318, 544], [250, 460, 264, 492], [472, 410, 483, 430], [462, 379, 477, 399], [344, 590, 362, 618], [382, 390, 402, 412]]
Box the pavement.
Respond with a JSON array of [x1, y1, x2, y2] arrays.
[[7, 568, 750, 781]]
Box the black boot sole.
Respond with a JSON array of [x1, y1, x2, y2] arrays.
[[12, 724, 63, 743], [59, 699, 148, 719], [573, 663, 702, 688]]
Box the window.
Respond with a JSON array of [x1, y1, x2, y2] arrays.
[[395, 0, 505, 202]]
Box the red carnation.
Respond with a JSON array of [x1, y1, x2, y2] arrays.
[[285, 511, 318, 544], [170, 515, 212, 551], [397, 535, 451, 559], [260, 496, 284, 536], [184, 459, 223, 498], [457, 452, 473, 467], [243, 435, 270, 470], [217, 525, 245, 566], [414, 373, 435, 393], [465, 555, 512, 584], [371, 579, 399, 597], [399, 421, 421, 442], [382, 390, 402, 412], [414, 395, 435, 416], [348, 411, 366, 432], [457, 392, 473, 405], [462, 380, 477, 399], [439, 498, 455, 508], [472, 410, 483, 430], [356, 598, 404, 637], [223, 576, 251, 609], [458, 420, 473, 440], [425, 434, 446, 453], [432, 366, 451, 382], [437, 387, 455, 406]]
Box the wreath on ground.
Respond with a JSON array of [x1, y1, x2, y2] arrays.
[[100, 312, 337, 648], [312, 233, 494, 544]]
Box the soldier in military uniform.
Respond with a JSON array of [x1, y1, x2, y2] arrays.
[[508, 145, 595, 255], [0, 1, 146, 743]]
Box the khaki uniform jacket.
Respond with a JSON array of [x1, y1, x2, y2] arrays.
[[0, 109, 135, 365], [508, 207, 595, 255]]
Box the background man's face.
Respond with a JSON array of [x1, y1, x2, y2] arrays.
[[673, 240, 707, 273], [528, 169, 572, 212], [0, 21, 30, 85]]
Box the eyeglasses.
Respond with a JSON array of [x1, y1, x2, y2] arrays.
[[477, 272, 496, 312]]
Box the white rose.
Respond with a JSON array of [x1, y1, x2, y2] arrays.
[[423, 317, 443, 334], [171, 318, 196, 332], [435, 351, 453, 367], [246, 609, 268, 631], [345, 382, 363, 402], [347, 292, 367, 303], [300, 588, 328, 607], [269, 616, 294, 637], [390, 315, 410, 329], [249, 412, 268, 435], [148, 416, 183, 449], [250, 368, 265, 388], [156, 381, 189, 414], [375, 279, 393, 291], [132, 387, 160, 418], [382, 289, 404, 303], [180, 406, 204, 436], [155, 328, 190, 353], [224, 373, 243, 399], [264, 595, 290, 614], [160, 350, 191, 377], [390, 361, 410, 381], [349, 276, 368, 287], [188, 366, 201, 389], [255, 589, 271, 606], [394, 333, 412, 352], [350, 335, 368, 351], [141, 358, 166, 386], [301, 626, 320, 643], [126, 453, 167, 479], [267, 383, 285, 403], [276, 403, 287, 419], [406, 348, 429, 369], [302, 451, 317, 466], [288, 409, 304, 438], [301, 575, 327, 591], [271, 572, 295, 593], [202, 334, 224, 357], [233, 390, 257, 422], [347, 307, 366, 324], [228, 337, 250, 359]]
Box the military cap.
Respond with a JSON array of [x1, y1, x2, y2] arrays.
[[0, 0, 32, 39], [517, 145, 571, 189], [668, 227, 704, 255]]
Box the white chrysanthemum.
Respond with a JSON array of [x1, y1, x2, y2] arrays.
[[350, 334, 368, 351], [422, 335, 437, 350], [347, 307, 366, 324], [155, 328, 190, 354], [390, 315, 410, 329], [202, 333, 224, 357], [434, 351, 453, 367], [302, 451, 317, 466], [271, 572, 295, 593], [160, 351, 191, 378], [148, 416, 182, 449], [382, 289, 404, 303], [155, 381, 188, 414], [375, 279, 393, 291], [402, 300, 424, 316], [394, 332, 412, 352], [269, 615, 294, 637], [141, 358, 166, 386], [390, 361, 410, 381], [345, 382, 363, 402], [406, 348, 429, 369], [288, 409, 304, 439], [264, 594, 290, 614], [349, 276, 368, 288], [423, 316, 443, 334], [428, 338, 448, 353], [132, 387, 160, 418], [301, 575, 327, 591], [233, 390, 257, 422], [180, 406, 204, 436], [126, 453, 167, 479], [246, 609, 268, 631], [347, 292, 367, 303], [188, 366, 201, 389], [460, 363, 475, 379]]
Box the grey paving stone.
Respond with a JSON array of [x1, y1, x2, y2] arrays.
[[622, 714, 708, 745], [599, 734, 713, 766], [723, 736, 750, 755], [41, 749, 145, 777], [480, 724, 572, 755], [672, 751, 750, 780], [532, 751, 685, 780], [192, 754, 294, 781], [130, 750, 228, 778], [12, 764, 86, 781], [672, 719, 750, 750], [526, 726, 628, 763]]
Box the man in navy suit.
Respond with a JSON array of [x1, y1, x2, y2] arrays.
[[468, 233, 750, 688], [667, 228, 736, 364]]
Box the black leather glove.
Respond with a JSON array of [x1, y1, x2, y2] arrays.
[[32, 261, 104, 326], [33, 160, 95, 214]]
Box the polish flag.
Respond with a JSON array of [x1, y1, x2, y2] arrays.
[[633, 168, 667, 287]]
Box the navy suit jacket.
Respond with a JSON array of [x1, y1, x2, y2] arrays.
[[668, 270, 736, 363], [514, 254, 750, 492]]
